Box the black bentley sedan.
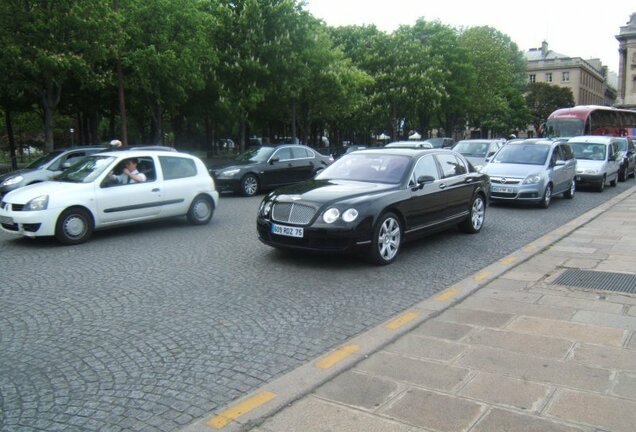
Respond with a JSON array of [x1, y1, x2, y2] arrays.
[[257, 148, 490, 264], [210, 144, 333, 196]]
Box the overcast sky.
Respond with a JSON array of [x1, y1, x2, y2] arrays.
[[305, 1, 635, 73]]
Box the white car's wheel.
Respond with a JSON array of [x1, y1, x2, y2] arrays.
[[187, 195, 214, 225], [55, 207, 94, 245]]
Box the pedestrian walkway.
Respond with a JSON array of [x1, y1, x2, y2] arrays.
[[184, 188, 636, 432]]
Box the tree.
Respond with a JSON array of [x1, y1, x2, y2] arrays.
[[525, 82, 574, 136], [121, 0, 213, 144], [459, 26, 529, 137], [2, 0, 118, 151]]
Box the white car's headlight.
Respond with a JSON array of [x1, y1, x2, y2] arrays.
[[220, 168, 240, 177], [24, 195, 49, 211], [323, 208, 340, 224], [522, 174, 542, 184], [342, 208, 359, 223], [1, 175, 24, 186]]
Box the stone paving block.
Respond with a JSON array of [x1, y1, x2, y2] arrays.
[[314, 370, 401, 411], [384, 334, 467, 362], [381, 388, 483, 432], [458, 372, 551, 412], [628, 306, 636, 317], [550, 246, 597, 254], [475, 287, 543, 304], [613, 372, 636, 400], [356, 352, 471, 392], [482, 278, 534, 290], [257, 396, 416, 432], [547, 388, 636, 432], [572, 310, 636, 331], [499, 270, 546, 282], [436, 308, 514, 328], [538, 294, 624, 314], [563, 258, 600, 269], [596, 260, 636, 273], [412, 319, 474, 341], [471, 407, 583, 432], [457, 297, 575, 320], [506, 316, 626, 346], [628, 332, 636, 349], [456, 346, 611, 392], [466, 328, 573, 359], [570, 343, 636, 371]]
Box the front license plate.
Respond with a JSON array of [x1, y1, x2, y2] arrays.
[[492, 186, 514, 193], [272, 223, 304, 238], [0, 215, 13, 224]]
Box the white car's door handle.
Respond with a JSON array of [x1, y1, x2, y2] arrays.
[[152, 188, 160, 192]]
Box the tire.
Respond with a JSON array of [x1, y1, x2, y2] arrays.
[[55, 207, 94, 245], [619, 165, 627, 182], [610, 174, 617, 187], [187, 195, 214, 225], [368, 212, 402, 265], [240, 174, 259, 197], [459, 194, 485, 233], [539, 184, 552, 209], [563, 179, 575, 199], [596, 176, 606, 192]]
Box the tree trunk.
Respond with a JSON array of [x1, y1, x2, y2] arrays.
[[5, 109, 18, 170], [150, 100, 163, 144], [41, 79, 61, 152]]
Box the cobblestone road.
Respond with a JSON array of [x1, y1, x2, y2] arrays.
[[0, 183, 631, 431]]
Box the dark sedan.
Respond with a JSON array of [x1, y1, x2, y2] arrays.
[[257, 148, 490, 264], [210, 144, 333, 196]]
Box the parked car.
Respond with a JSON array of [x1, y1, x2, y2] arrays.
[[481, 139, 576, 208], [0, 146, 107, 198], [567, 136, 621, 192], [615, 136, 636, 181], [385, 141, 433, 149], [209, 144, 333, 196], [423, 137, 455, 148], [0, 150, 218, 244], [256, 148, 489, 265], [452, 139, 505, 171]]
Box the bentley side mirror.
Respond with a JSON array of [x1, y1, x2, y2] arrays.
[[269, 156, 280, 165]]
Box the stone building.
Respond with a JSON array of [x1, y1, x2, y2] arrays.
[[616, 13, 636, 108], [525, 41, 612, 106]]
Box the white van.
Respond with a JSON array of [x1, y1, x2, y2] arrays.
[[567, 136, 621, 192]]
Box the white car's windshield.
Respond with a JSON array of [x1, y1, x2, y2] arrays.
[[492, 144, 550, 165], [316, 153, 410, 184], [568, 142, 607, 161], [453, 141, 491, 157], [56, 156, 115, 183]]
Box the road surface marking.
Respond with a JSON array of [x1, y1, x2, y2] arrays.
[[386, 311, 419, 329], [436, 288, 460, 302], [207, 391, 276, 429], [315, 344, 360, 369]]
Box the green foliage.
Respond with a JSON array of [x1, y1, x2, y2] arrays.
[[525, 82, 575, 136], [2, 1, 545, 150]]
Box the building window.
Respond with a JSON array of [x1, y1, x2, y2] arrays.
[[545, 72, 552, 83], [562, 71, 569, 82], [529, 74, 536, 83]]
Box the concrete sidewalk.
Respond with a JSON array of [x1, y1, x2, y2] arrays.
[[185, 188, 636, 432]]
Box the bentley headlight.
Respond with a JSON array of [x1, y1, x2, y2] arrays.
[[522, 174, 542, 184], [261, 200, 273, 217], [220, 168, 240, 177], [342, 208, 359, 223], [323, 208, 340, 224], [1, 175, 23, 186], [24, 195, 49, 211]]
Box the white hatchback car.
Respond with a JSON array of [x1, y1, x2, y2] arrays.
[[0, 150, 219, 244]]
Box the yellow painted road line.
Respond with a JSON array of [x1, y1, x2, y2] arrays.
[[523, 244, 537, 252], [207, 391, 276, 429], [436, 288, 460, 302], [385, 311, 419, 329], [472, 271, 492, 282], [500, 256, 517, 266], [315, 344, 360, 369]]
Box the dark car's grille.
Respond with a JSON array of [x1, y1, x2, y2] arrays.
[[272, 203, 317, 225], [490, 177, 522, 185]]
